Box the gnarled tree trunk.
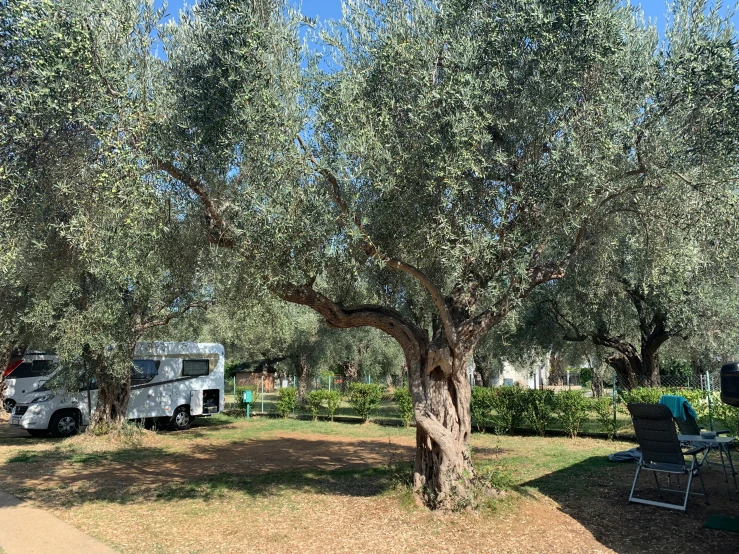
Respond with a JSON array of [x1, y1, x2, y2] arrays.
[[411, 349, 476, 508], [85, 345, 134, 431], [296, 353, 309, 402], [548, 352, 565, 385], [279, 284, 488, 510], [642, 345, 661, 387], [340, 358, 359, 392], [90, 377, 130, 429]]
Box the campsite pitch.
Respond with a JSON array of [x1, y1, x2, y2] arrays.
[[0, 415, 736, 553]]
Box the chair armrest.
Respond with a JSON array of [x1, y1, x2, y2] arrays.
[[700, 426, 731, 436], [683, 445, 708, 456]]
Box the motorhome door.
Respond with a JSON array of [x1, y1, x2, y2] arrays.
[[190, 390, 203, 416]]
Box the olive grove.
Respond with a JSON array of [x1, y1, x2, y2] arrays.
[[2, 0, 738, 508]]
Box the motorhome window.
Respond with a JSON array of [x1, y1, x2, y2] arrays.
[[182, 359, 209, 377], [8, 363, 32, 378], [131, 360, 159, 384], [35, 372, 65, 392], [8, 361, 49, 379]]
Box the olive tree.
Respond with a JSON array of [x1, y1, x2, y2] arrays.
[[153, 0, 738, 507], [0, 0, 216, 427], [5, 0, 738, 508], [540, 212, 739, 389]]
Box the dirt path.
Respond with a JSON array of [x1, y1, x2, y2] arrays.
[[0, 490, 117, 553]]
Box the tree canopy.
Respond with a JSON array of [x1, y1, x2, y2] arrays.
[[1, 0, 738, 508]]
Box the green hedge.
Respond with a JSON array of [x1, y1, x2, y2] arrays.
[[393, 388, 414, 427], [470, 385, 739, 438], [276, 388, 297, 418]]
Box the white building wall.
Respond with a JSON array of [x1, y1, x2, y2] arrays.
[[488, 356, 550, 389]]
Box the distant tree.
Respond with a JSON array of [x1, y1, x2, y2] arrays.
[[540, 213, 739, 389]]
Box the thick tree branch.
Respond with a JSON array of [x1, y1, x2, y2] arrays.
[[153, 160, 246, 254], [276, 282, 428, 349], [295, 136, 459, 349], [134, 299, 214, 334], [548, 301, 588, 341]]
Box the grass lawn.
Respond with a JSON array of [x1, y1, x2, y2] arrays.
[[0, 414, 737, 553]]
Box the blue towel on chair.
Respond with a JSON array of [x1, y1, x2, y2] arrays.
[[659, 395, 697, 421]]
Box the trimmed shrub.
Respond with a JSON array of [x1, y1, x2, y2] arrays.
[[305, 390, 324, 421], [276, 387, 297, 419], [556, 390, 589, 438], [348, 383, 384, 422], [489, 386, 526, 435], [619, 387, 663, 405], [393, 388, 414, 427], [593, 397, 621, 440], [323, 390, 341, 421], [523, 389, 556, 436], [471, 387, 494, 432]]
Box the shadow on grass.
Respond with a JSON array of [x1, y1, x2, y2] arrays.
[[155, 464, 411, 503], [522, 455, 739, 554], [0, 436, 415, 509], [7, 447, 170, 465]]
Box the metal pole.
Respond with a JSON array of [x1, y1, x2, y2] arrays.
[[233, 376, 236, 403], [612, 372, 617, 431], [261, 374, 264, 413], [706, 371, 714, 431]]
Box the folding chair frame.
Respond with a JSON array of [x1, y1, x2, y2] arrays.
[[628, 448, 708, 511]]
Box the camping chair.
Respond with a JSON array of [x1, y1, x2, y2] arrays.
[[627, 403, 709, 511], [673, 402, 730, 469], [668, 399, 738, 495]]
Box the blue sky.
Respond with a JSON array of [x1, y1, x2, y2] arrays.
[[153, 1, 736, 32]]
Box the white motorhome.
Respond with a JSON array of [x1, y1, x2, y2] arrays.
[[2, 353, 58, 413], [9, 342, 225, 437]]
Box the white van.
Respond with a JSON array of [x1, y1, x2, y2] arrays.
[[3, 353, 58, 413], [9, 342, 225, 437]]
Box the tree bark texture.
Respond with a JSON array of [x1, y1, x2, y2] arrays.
[[340, 359, 359, 392], [90, 378, 131, 429], [296, 353, 309, 402], [599, 332, 666, 389], [86, 347, 134, 431], [548, 352, 565, 386]]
